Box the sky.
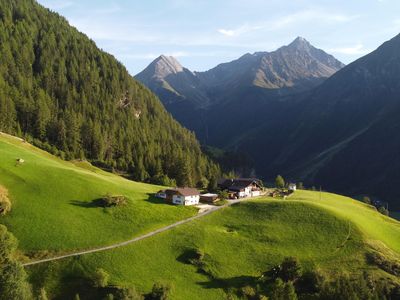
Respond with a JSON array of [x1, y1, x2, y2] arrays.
[[37, 0, 400, 75]]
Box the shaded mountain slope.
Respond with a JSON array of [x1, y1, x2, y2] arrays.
[[237, 33, 400, 208]]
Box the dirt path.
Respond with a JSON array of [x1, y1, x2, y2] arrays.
[[23, 199, 244, 267]]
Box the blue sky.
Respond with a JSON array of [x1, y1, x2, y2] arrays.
[[37, 0, 400, 75]]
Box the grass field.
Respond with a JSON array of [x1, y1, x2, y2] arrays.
[[28, 193, 400, 299], [0, 133, 197, 252], [1, 132, 400, 299]]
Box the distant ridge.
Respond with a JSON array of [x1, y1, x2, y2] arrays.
[[135, 37, 344, 143]]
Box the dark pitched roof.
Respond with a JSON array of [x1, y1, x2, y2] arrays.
[[218, 178, 261, 189], [176, 187, 200, 196], [165, 187, 200, 196]]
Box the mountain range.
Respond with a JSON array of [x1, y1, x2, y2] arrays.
[[136, 37, 344, 143], [137, 34, 400, 210]]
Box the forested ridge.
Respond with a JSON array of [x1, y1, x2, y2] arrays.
[[0, 0, 220, 187]]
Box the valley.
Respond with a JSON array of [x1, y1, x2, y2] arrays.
[[0, 0, 400, 299]]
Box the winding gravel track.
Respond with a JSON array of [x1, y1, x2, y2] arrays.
[[23, 199, 243, 267]]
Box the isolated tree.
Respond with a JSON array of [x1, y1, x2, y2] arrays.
[[275, 175, 285, 189], [297, 182, 304, 190], [362, 196, 371, 205]]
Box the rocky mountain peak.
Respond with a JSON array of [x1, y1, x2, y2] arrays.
[[150, 55, 185, 79], [286, 36, 312, 50]]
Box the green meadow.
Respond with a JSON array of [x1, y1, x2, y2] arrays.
[[0, 133, 196, 252], [29, 194, 400, 299]]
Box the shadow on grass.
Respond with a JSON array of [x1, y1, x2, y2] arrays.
[[69, 199, 104, 208], [176, 248, 200, 264], [197, 275, 257, 290], [145, 193, 169, 205]]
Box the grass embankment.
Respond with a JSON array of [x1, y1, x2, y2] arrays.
[[29, 192, 400, 299], [0, 133, 196, 253]]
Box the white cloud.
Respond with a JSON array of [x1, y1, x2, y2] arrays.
[[218, 29, 235, 37], [217, 10, 359, 37], [329, 44, 371, 55]]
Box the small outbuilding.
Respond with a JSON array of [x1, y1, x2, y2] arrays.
[[200, 193, 219, 203]]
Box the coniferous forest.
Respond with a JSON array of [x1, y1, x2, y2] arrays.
[[0, 0, 220, 187]]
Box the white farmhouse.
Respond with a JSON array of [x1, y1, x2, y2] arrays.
[[156, 188, 200, 206], [288, 183, 297, 191], [172, 188, 200, 205], [218, 178, 262, 198]]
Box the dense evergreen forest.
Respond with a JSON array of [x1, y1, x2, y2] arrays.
[[0, 0, 220, 187]]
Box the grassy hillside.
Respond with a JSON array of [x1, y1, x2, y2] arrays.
[[0, 133, 196, 252], [1, 132, 399, 298], [28, 191, 400, 299]]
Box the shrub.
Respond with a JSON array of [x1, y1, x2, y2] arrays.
[[362, 196, 371, 205], [215, 199, 228, 206], [0, 226, 32, 300], [240, 285, 256, 299], [114, 287, 143, 300], [150, 282, 172, 300], [92, 268, 110, 288], [102, 194, 127, 207], [0, 185, 11, 215], [296, 270, 325, 294], [279, 257, 302, 282], [218, 190, 229, 200], [378, 206, 389, 216]]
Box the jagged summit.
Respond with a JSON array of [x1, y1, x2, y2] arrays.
[[149, 55, 185, 78], [287, 36, 312, 49]]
